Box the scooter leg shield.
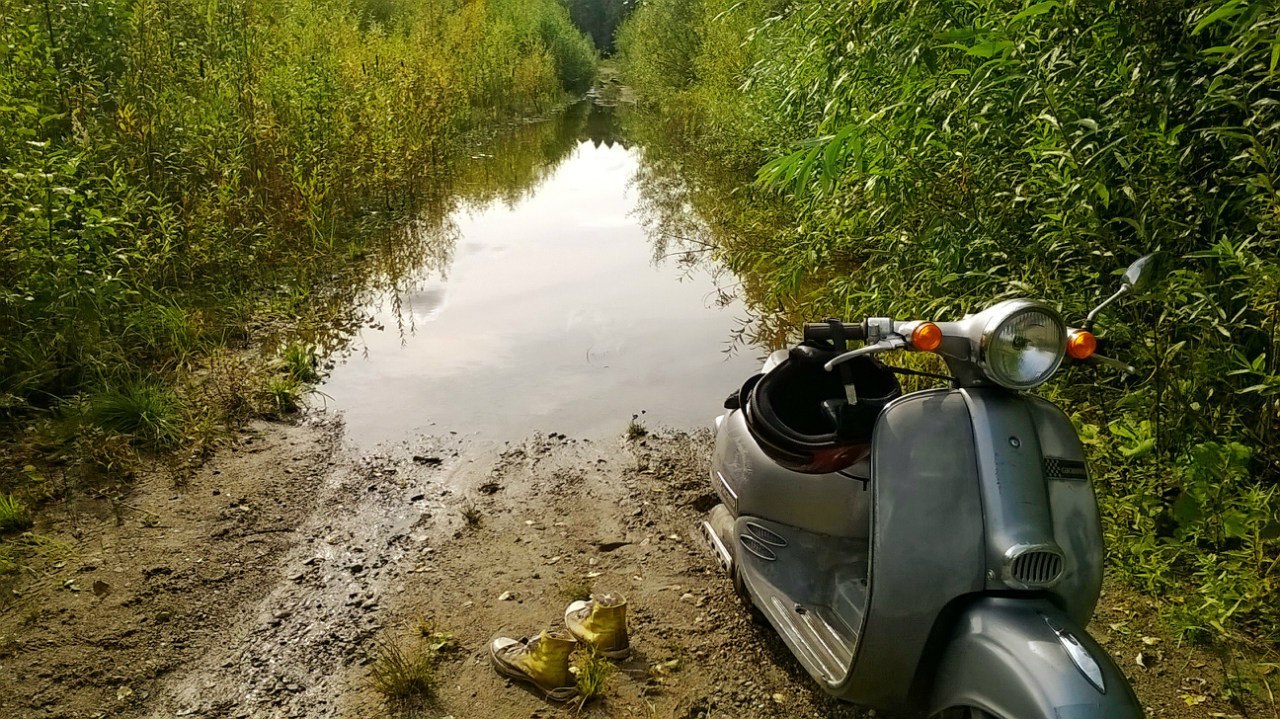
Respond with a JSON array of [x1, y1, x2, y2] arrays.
[[926, 597, 1142, 719]]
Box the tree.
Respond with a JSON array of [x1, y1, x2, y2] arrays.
[[562, 0, 634, 54]]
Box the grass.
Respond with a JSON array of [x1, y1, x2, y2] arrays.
[[262, 376, 305, 417], [0, 494, 33, 534], [626, 412, 648, 440], [280, 342, 321, 384], [257, 343, 319, 417], [127, 301, 207, 365], [573, 648, 613, 709], [88, 382, 185, 449], [369, 640, 435, 709]]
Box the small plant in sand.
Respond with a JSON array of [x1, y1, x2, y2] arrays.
[[0, 544, 19, 575], [626, 412, 647, 440], [0, 533, 72, 576], [0, 633, 22, 658], [459, 498, 482, 527], [573, 648, 613, 709], [369, 640, 435, 709], [411, 617, 459, 654], [0, 493, 33, 534]]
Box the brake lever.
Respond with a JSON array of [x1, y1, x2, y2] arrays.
[[824, 337, 907, 372], [1087, 353, 1137, 376]]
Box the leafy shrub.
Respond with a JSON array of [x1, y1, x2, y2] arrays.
[[620, 0, 1280, 641]]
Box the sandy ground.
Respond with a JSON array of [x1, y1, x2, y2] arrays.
[[0, 416, 1272, 719]]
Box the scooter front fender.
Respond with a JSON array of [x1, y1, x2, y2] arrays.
[[927, 596, 1142, 719]]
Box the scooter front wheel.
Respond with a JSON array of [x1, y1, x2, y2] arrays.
[[730, 563, 768, 626]]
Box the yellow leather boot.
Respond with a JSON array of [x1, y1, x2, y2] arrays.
[[564, 592, 629, 659], [488, 630, 579, 701]]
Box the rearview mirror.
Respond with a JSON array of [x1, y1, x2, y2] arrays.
[[1121, 253, 1158, 292], [1085, 253, 1160, 330]]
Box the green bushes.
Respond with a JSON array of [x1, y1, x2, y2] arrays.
[[620, 0, 1280, 643], [0, 0, 595, 444]]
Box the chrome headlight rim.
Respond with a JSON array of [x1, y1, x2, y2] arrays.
[[978, 300, 1067, 390]]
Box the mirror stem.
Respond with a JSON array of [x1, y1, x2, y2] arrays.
[[1084, 285, 1129, 332]]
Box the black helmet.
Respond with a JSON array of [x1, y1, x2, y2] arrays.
[[739, 343, 900, 474]]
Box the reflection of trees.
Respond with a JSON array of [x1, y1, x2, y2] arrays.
[[582, 102, 629, 149], [454, 101, 592, 209], [626, 112, 798, 350], [295, 103, 594, 353]]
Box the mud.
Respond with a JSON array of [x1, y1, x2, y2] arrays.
[[0, 418, 1270, 719]]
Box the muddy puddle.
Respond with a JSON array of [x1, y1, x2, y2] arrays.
[[321, 100, 762, 450]]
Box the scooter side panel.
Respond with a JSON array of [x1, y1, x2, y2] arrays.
[[960, 388, 1059, 582], [927, 596, 1143, 718], [1027, 397, 1105, 626], [958, 389, 1103, 624], [837, 389, 986, 707], [713, 410, 871, 539]]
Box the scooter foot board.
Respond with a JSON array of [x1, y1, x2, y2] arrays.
[[731, 516, 868, 688], [741, 568, 857, 684]]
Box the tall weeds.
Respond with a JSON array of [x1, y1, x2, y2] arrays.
[[620, 0, 1280, 645]]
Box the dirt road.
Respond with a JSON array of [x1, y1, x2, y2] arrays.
[[0, 417, 1266, 718]]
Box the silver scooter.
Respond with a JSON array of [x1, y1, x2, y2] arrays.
[[703, 257, 1157, 718]]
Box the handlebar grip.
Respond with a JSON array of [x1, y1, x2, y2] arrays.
[[803, 321, 866, 342]]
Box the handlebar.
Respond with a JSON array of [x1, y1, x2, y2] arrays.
[[803, 321, 866, 343], [1087, 353, 1138, 376]]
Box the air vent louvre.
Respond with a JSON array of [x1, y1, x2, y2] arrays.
[[1009, 550, 1064, 587], [744, 522, 788, 547], [739, 534, 777, 562]]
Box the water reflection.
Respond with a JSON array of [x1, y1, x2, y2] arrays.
[[625, 112, 800, 350], [321, 101, 762, 448], [583, 102, 628, 149]]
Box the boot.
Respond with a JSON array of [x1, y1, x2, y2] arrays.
[[564, 592, 629, 659], [488, 630, 579, 701]]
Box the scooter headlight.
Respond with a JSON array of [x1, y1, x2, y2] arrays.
[[980, 302, 1066, 390]]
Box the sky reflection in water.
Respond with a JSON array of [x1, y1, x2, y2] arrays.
[[321, 106, 762, 448]]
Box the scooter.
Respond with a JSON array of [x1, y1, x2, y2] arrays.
[[702, 256, 1157, 718]]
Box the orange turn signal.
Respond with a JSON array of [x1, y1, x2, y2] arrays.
[[1067, 330, 1097, 360], [911, 322, 943, 352]]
